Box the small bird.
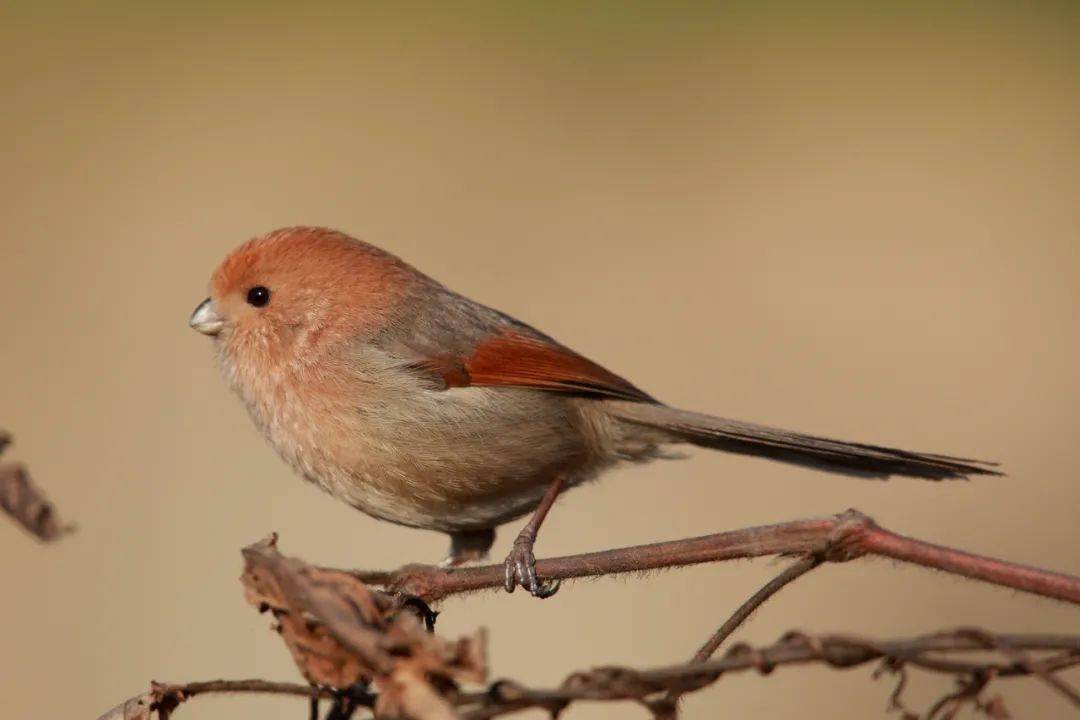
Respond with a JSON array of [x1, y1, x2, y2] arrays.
[[190, 227, 998, 597]]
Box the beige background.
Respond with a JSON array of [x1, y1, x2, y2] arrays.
[[2, 2, 1078, 718]]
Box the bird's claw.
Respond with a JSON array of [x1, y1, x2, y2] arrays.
[[532, 578, 561, 599], [503, 536, 560, 598]]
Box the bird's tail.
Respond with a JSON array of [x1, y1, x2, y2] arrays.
[[607, 402, 1001, 480]]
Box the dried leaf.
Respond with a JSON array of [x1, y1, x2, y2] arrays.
[[240, 534, 487, 710], [0, 461, 72, 542]]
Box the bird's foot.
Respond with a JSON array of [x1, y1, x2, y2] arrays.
[[503, 534, 560, 598]]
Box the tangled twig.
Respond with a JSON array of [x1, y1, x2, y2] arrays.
[[99, 630, 1080, 719], [458, 630, 1080, 719]]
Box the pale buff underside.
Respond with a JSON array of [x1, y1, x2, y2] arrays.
[[218, 339, 665, 533]]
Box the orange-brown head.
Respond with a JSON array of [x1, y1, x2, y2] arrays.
[[189, 227, 417, 368]]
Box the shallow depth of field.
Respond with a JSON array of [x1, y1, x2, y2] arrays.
[[2, 3, 1079, 718]]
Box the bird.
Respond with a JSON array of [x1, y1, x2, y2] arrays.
[[189, 226, 999, 597]]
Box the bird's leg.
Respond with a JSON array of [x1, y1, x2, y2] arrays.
[[503, 476, 566, 598], [438, 527, 496, 568]]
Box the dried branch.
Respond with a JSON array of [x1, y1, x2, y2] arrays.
[[96, 507, 1080, 719], [353, 508, 1080, 605], [259, 536, 1079, 719], [655, 553, 825, 717], [0, 432, 72, 542], [99, 630, 1080, 720], [94, 679, 337, 720], [691, 553, 825, 662], [456, 630, 1080, 719]]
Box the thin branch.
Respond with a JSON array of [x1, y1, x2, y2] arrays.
[[655, 553, 825, 717], [0, 432, 72, 542], [352, 509, 1080, 605], [456, 630, 1080, 720], [94, 679, 336, 720], [949, 627, 1080, 708], [692, 553, 825, 663]]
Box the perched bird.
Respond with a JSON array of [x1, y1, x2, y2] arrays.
[[190, 227, 998, 597]]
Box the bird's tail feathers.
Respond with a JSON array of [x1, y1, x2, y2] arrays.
[[608, 402, 1001, 480]]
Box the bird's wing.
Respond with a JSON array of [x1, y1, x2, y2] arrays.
[[383, 288, 656, 403], [403, 328, 656, 402]]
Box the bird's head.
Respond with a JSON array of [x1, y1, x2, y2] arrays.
[[189, 226, 414, 370]]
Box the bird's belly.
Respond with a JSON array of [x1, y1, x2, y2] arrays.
[[320, 463, 557, 532], [266, 385, 607, 533]]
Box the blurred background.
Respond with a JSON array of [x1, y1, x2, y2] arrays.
[[2, 2, 1078, 718]]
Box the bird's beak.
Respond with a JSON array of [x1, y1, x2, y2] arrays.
[[189, 297, 224, 336]]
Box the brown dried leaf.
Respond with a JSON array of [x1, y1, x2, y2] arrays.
[[241, 534, 384, 687], [0, 461, 72, 542], [240, 534, 487, 703]]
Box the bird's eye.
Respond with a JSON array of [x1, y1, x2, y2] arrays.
[[246, 286, 271, 307]]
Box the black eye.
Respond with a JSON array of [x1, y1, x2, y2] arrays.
[[246, 286, 271, 307]]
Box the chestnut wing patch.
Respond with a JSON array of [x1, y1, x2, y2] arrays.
[[410, 330, 655, 403]]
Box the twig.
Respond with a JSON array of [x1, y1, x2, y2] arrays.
[[94, 679, 336, 720], [457, 630, 1080, 719], [925, 671, 993, 720], [951, 627, 1080, 707], [692, 553, 825, 662], [654, 553, 825, 717], [351, 508, 1080, 605], [0, 432, 72, 542]]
